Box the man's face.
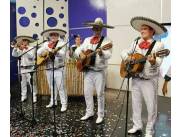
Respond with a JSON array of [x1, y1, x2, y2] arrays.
[[140, 25, 155, 40], [49, 33, 59, 42], [19, 39, 29, 48], [75, 37, 81, 45], [92, 26, 102, 36]]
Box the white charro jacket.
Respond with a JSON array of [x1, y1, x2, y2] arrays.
[[37, 40, 66, 69], [120, 38, 164, 79], [75, 36, 113, 71], [12, 46, 36, 73]]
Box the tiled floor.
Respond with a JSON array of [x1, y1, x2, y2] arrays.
[[10, 84, 171, 137]]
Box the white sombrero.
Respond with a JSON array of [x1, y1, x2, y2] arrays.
[[84, 17, 114, 29], [41, 29, 67, 38], [15, 35, 36, 43], [130, 16, 167, 35]]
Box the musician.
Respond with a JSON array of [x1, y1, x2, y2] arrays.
[[37, 29, 68, 112], [12, 36, 37, 103], [120, 17, 167, 137], [75, 18, 114, 124], [69, 35, 82, 59]]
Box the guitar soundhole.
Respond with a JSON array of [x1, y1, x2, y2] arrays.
[[125, 64, 133, 72]]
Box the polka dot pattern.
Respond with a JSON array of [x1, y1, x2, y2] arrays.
[[19, 16, 30, 27], [17, 1, 68, 38], [32, 34, 38, 40], [31, 12, 37, 18], [59, 13, 64, 19], [47, 17, 57, 27], [46, 7, 54, 15], [18, 7, 26, 14]]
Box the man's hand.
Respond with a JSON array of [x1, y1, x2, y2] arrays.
[[162, 81, 168, 96], [147, 54, 156, 65], [80, 52, 86, 60], [96, 48, 103, 56]]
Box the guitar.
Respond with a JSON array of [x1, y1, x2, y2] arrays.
[[76, 43, 112, 72], [120, 49, 170, 78], [37, 43, 66, 66]]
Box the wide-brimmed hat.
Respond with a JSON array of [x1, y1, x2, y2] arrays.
[[41, 29, 67, 38], [130, 16, 167, 35], [15, 35, 36, 43], [84, 18, 114, 29]]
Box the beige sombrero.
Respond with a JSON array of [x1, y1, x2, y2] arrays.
[[41, 29, 67, 38], [84, 17, 114, 29], [130, 16, 167, 35], [15, 35, 36, 43]]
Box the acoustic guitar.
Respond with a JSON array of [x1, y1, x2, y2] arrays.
[[37, 43, 66, 66], [120, 49, 170, 78], [76, 43, 112, 72]]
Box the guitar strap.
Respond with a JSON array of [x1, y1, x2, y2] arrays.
[[52, 40, 59, 49], [89, 36, 105, 66], [95, 36, 105, 50], [145, 40, 156, 56], [138, 40, 156, 66]]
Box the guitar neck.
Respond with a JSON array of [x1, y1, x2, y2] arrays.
[[85, 43, 112, 59], [55, 44, 66, 52], [134, 52, 158, 64], [134, 57, 147, 64]]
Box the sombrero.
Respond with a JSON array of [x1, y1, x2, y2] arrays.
[[130, 16, 167, 35], [41, 29, 67, 38], [84, 18, 114, 29], [15, 35, 36, 43]]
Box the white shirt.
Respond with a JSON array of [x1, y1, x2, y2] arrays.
[[75, 36, 113, 71], [121, 38, 164, 79], [12, 46, 36, 73], [37, 40, 66, 69]]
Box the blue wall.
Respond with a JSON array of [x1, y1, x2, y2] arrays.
[[10, 2, 18, 83], [10, 0, 107, 83], [68, 0, 107, 42]]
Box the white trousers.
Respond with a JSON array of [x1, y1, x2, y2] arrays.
[[84, 70, 106, 117], [46, 68, 67, 106], [21, 72, 37, 99], [131, 77, 158, 134]]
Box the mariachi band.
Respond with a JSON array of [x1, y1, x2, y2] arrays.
[[11, 16, 169, 137]]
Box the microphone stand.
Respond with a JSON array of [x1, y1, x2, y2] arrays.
[[29, 70, 37, 128], [18, 40, 47, 58], [124, 37, 140, 137], [16, 56, 25, 118], [11, 39, 47, 126], [28, 40, 39, 128], [33, 35, 76, 137], [124, 66, 131, 137], [50, 54, 58, 137]]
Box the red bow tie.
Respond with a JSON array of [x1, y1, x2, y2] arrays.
[[139, 41, 151, 49], [90, 36, 100, 44], [48, 41, 56, 48]]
